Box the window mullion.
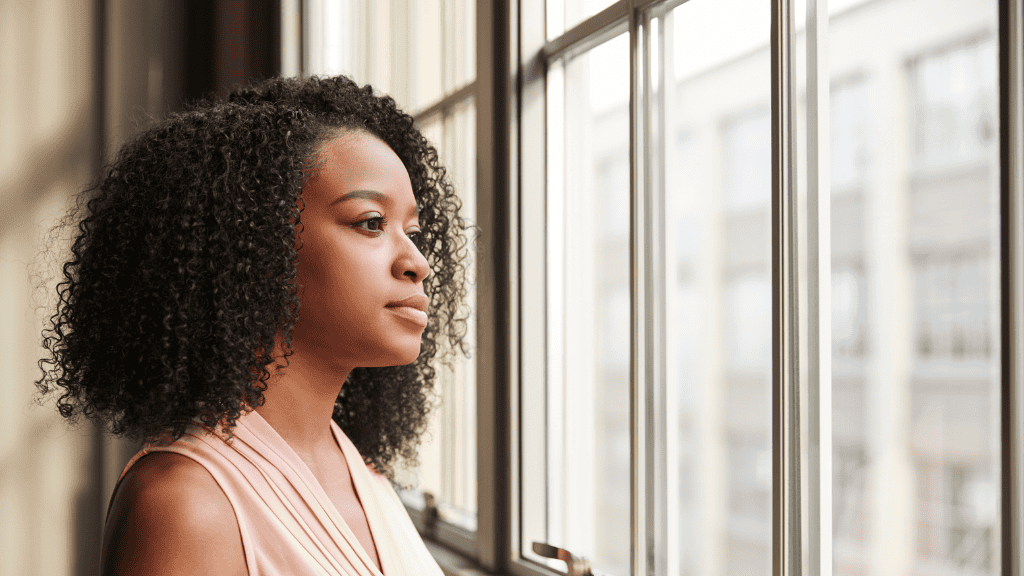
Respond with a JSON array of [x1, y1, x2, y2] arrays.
[[542, 0, 629, 62], [511, 0, 549, 572], [628, 3, 652, 576], [803, 0, 832, 575], [650, 8, 676, 576], [280, 0, 301, 76], [473, 0, 512, 569], [1001, 0, 1024, 573], [412, 81, 478, 125], [772, 1, 802, 576]]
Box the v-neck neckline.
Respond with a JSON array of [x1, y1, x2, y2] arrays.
[[242, 409, 386, 576], [329, 418, 387, 575]]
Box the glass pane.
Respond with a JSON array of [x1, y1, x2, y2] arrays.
[[400, 101, 478, 530], [313, 0, 396, 99], [522, 32, 631, 576], [546, 0, 620, 40], [826, 2, 1000, 576], [409, 0, 477, 108], [311, 0, 475, 112], [441, 99, 477, 527], [445, 0, 476, 91], [319, 0, 357, 77], [409, 0, 445, 110], [659, 1, 773, 575]]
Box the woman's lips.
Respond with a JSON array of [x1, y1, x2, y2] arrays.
[[386, 293, 429, 312], [386, 305, 429, 327]]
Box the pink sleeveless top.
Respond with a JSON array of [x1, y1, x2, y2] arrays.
[[112, 409, 443, 576]]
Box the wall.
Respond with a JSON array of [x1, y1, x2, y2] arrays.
[[0, 2, 184, 574]]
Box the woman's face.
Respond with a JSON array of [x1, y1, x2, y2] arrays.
[[290, 131, 431, 369]]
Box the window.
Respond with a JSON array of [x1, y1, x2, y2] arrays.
[[820, 6, 1005, 576], [521, 2, 779, 574], [304, 0, 480, 552], [522, 32, 633, 575], [297, 0, 1024, 575]]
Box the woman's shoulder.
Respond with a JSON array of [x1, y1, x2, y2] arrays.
[[101, 451, 246, 576]]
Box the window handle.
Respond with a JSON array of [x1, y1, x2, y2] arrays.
[[531, 542, 593, 576]]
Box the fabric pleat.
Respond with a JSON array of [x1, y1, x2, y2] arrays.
[[112, 409, 444, 576]]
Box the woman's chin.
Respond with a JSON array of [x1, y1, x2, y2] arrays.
[[390, 345, 423, 366], [357, 343, 423, 367]]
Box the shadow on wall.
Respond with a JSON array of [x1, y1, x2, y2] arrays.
[[0, 1, 104, 575], [1, 1, 281, 574]]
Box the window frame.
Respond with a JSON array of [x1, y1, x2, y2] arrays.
[[289, 0, 1024, 574], [998, 0, 1023, 574], [509, 1, 1023, 575]]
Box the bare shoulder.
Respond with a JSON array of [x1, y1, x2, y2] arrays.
[[101, 451, 247, 576]]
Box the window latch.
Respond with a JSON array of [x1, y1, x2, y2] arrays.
[[531, 542, 593, 576]]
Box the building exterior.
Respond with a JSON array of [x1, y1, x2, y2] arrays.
[[582, 0, 1000, 574]]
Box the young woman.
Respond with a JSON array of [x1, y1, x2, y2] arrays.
[[36, 75, 471, 575]]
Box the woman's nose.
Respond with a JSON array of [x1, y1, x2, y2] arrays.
[[394, 234, 431, 282]]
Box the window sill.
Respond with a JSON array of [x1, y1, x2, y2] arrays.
[[404, 502, 478, 557], [403, 502, 487, 574], [423, 539, 494, 576]]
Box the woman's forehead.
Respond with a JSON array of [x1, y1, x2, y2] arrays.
[[305, 133, 416, 208]]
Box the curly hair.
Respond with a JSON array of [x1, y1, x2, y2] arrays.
[[36, 75, 471, 482]]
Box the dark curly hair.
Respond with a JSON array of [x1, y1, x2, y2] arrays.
[[36, 75, 471, 482]]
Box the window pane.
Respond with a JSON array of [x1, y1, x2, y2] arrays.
[[826, 2, 1000, 576], [660, 1, 773, 575], [310, 0, 476, 112], [522, 32, 630, 576], [443, 99, 477, 527], [312, 0, 397, 99], [409, 0, 445, 110], [407, 0, 476, 108], [399, 103, 478, 531], [318, 0, 357, 77], [546, 0, 620, 40], [445, 0, 475, 91]]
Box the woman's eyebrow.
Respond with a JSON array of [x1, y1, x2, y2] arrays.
[[331, 189, 386, 206]]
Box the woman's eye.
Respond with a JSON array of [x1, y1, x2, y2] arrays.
[[406, 227, 425, 251], [352, 214, 387, 235]]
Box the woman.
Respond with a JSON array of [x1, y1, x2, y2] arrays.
[[36, 75, 470, 575]]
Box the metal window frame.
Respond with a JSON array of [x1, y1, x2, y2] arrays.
[[281, 0, 302, 77], [650, 11, 678, 576], [629, 5, 654, 576], [1000, 1, 1024, 575], [509, 0, 549, 573], [473, 0, 513, 572], [412, 81, 478, 124], [804, 1, 832, 575], [771, 2, 801, 576], [772, 3, 836, 575]]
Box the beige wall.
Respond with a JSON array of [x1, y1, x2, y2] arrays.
[[0, 2, 179, 574], [1, 2, 101, 575]]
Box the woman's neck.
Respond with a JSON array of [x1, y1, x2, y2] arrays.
[[254, 351, 352, 458]]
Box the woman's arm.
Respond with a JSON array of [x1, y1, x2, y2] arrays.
[[101, 452, 247, 576]]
